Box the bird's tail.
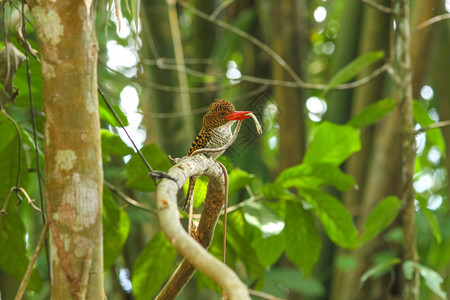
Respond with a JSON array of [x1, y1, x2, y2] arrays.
[[183, 176, 197, 210]]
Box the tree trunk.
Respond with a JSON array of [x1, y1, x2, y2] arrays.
[[29, 1, 103, 299], [271, 0, 307, 170]]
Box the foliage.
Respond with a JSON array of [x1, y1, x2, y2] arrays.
[[0, 0, 448, 299]]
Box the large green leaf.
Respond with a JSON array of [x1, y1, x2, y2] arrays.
[[300, 189, 358, 249], [347, 98, 396, 128], [359, 196, 401, 244], [131, 231, 177, 300], [126, 144, 172, 191], [227, 213, 264, 287], [422, 207, 442, 244], [322, 51, 384, 96], [0, 210, 43, 292], [0, 114, 28, 196], [403, 261, 447, 300], [12, 48, 43, 110], [101, 129, 134, 162], [304, 122, 361, 166], [285, 201, 322, 276], [413, 101, 445, 153], [251, 229, 285, 268], [262, 183, 297, 201], [103, 187, 130, 269], [242, 201, 284, 238], [276, 162, 355, 191]]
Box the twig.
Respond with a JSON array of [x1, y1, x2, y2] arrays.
[[225, 194, 264, 214], [98, 87, 175, 183], [361, 0, 393, 14], [249, 289, 286, 300], [413, 13, 450, 33], [176, 0, 305, 88], [210, 0, 235, 19], [104, 181, 156, 214], [16, 187, 44, 215], [414, 120, 450, 134], [217, 162, 228, 264], [148, 55, 390, 91], [15, 221, 49, 300]]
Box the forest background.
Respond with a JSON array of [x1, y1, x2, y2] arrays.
[[0, 0, 449, 299]]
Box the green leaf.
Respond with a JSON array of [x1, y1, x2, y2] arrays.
[[98, 93, 129, 127], [242, 201, 284, 238], [360, 258, 401, 286], [403, 261, 447, 300], [0, 210, 43, 292], [182, 176, 209, 208], [422, 207, 442, 244], [359, 196, 401, 244], [0, 114, 28, 196], [322, 51, 384, 96], [251, 229, 285, 268], [227, 213, 264, 284], [300, 189, 358, 249], [101, 129, 134, 162], [413, 101, 445, 153], [262, 183, 297, 201], [103, 187, 130, 269], [126, 144, 171, 191], [228, 169, 255, 194], [304, 122, 361, 166], [284, 201, 322, 276], [276, 162, 355, 191], [132, 231, 177, 300], [347, 98, 396, 128]]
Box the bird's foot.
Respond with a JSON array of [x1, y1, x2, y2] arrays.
[[148, 171, 176, 183]]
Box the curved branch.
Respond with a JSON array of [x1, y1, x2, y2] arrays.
[[156, 155, 250, 300]]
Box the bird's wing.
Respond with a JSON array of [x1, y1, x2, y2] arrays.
[[188, 131, 210, 156]]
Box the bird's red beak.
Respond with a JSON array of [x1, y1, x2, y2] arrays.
[[225, 111, 253, 121]]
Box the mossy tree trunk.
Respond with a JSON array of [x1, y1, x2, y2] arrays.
[[29, 1, 103, 299]]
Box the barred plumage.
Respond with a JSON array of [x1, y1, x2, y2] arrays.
[[183, 99, 251, 210]]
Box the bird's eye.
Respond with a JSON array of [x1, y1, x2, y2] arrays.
[[220, 112, 226, 117]]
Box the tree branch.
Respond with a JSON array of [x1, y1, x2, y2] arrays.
[[361, 0, 393, 14], [414, 120, 450, 134], [156, 155, 250, 299], [15, 221, 49, 300], [414, 13, 450, 33]]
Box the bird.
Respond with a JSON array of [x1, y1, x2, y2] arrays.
[[183, 99, 252, 210]]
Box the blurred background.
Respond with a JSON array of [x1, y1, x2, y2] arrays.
[[0, 0, 449, 299]]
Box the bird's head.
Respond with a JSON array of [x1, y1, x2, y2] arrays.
[[202, 99, 252, 131]]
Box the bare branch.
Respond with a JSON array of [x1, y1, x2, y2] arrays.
[[361, 0, 393, 14], [156, 155, 250, 299], [147, 56, 390, 91], [15, 221, 49, 300], [104, 181, 157, 214], [414, 120, 450, 134], [176, 0, 305, 88], [414, 13, 450, 33], [249, 289, 287, 300], [210, 0, 235, 19]]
